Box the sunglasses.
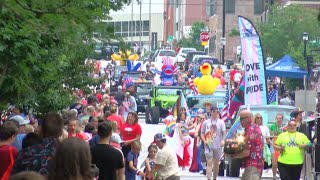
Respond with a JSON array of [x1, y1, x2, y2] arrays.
[[240, 116, 248, 121], [200, 118, 206, 120], [211, 110, 219, 113], [256, 117, 262, 119]]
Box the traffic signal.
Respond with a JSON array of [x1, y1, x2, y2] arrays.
[[307, 55, 314, 74]]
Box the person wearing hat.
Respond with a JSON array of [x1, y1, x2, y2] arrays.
[[9, 115, 30, 151], [147, 133, 180, 180]]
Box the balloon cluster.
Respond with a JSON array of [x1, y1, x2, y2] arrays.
[[224, 133, 246, 154]]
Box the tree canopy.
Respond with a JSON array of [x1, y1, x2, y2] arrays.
[[258, 5, 320, 66], [177, 21, 206, 50], [0, 0, 129, 114]]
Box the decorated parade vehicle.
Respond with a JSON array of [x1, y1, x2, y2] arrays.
[[134, 82, 153, 114], [186, 89, 227, 118], [225, 104, 296, 177], [145, 85, 186, 124]]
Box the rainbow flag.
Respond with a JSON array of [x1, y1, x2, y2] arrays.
[[163, 120, 176, 137]]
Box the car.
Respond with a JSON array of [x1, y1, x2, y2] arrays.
[[146, 86, 186, 124], [186, 89, 227, 118], [184, 51, 206, 71], [134, 82, 153, 114], [225, 105, 296, 177], [154, 50, 177, 64], [177, 48, 196, 64]]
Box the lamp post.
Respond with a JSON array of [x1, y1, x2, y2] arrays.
[[302, 32, 309, 89]]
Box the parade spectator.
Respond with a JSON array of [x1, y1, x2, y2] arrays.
[[126, 92, 137, 113], [49, 137, 96, 180], [9, 115, 29, 151], [274, 120, 311, 180], [0, 121, 18, 179], [87, 95, 99, 109], [229, 65, 238, 89], [107, 106, 124, 132], [25, 124, 34, 134], [270, 113, 284, 179], [175, 112, 192, 170], [12, 112, 64, 175], [148, 133, 180, 180], [201, 107, 226, 180], [110, 121, 122, 149], [226, 110, 264, 180], [91, 121, 125, 180], [21, 133, 42, 149], [9, 171, 45, 180], [67, 119, 84, 139], [144, 144, 158, 179], [115, 86, 125, 106], [81, 106, 95, 124], [234, 69, 242, 88], [120, 112, 142, 159], [90, 116, 99, 129], [214, 65, 223, 78], [189, 113, 206, 173], [254, 113, 272, 167], [125, 140, 144, 180]]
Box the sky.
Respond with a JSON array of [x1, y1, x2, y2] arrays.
[[110, 0, 164, 15]]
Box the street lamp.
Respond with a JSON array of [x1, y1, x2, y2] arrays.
[[302, 32, 309, 89]]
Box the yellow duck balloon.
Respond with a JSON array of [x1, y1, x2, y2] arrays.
[[194, 63, 220, 95], [111, 50, 139, 66]]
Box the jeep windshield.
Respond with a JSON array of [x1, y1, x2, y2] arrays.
[[157, 88, 181, 95], [136, 84, 152, 95], [187, 96, 225, 109]]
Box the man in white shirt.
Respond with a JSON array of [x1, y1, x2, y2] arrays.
[[234, 70, 242, 88]]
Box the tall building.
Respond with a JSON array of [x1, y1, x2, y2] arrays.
[[163, 0, 209, 47], [108, 0, 164, 51]]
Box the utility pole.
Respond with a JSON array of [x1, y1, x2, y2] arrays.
[[149, 0, 151, 51], [221, 0, 226, 65], [131, 1, 134, 47], [139, 0, 142, 48]]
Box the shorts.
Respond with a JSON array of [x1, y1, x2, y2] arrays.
[[241, 166, 261, 180], [199, 143, 206, 162], [204, 148, 223, 160]]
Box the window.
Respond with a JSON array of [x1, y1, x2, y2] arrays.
[[136, 21, 141, 31], [143, 21, 149, 31], [114, 22, 121, 32], [122, 21, 129, 32], [254, 0, 264, 15], [207, 0, 216, 16], [225, 0, 235, 14]]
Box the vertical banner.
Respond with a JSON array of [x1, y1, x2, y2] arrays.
[[238, 16, 267, 105]]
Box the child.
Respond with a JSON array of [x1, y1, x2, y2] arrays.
[[110, 121, 122, 149], [67, 119, 84, 139], [125, 140, 144, 180], [0, 121, 19, 179], [22, 133, 42, 149], [144, 144, 158, 180]]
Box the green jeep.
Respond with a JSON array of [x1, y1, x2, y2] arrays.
[[145, 86, 186, 124]]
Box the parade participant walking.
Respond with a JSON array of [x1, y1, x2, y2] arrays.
[[91, 121, 124, 180], [270, 113, 284, 179], [274, 120, 311, 180], [49, 138, 95, 180], [201, 107, 226, 180], [229, 65, 238, 89], [175, 112, 192, 170], [148, 133, 180, 180], [120, 112, 142, 159], [0, 121, 18, 179], [226, 110, 264, 180]]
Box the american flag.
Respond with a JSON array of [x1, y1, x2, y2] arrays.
[[221, 89, 230, 122], [162, 56, 174, 65], [267, 89, 278, 104], [124, 77, 134, 88], [187, 76, 198, 95]]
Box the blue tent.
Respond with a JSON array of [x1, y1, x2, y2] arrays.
[[266, 55, 308, 79]]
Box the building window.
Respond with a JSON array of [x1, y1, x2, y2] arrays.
[[112, 20, 150, 37], [254, 0, 264, 15], [225, 0, 235, 14], [208, 0, 217, 16]]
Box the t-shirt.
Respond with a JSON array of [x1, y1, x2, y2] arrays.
[[125, 150, 139, 180], [0, 145, 18, 178], [91, 144, 124, 180], [201, 118, 226, 150], [155, 144, 179, 179], [259, 125, 270, 144], [234, 72, 242, 82], [11, 134, 26, 152], [68, 133, 84, 140], [275, 131, 310, 164], [120, 123, 142, 141], [270, 124, 283, 136], [242, 123, 264, 173], [127, 96, 137, 112], [230, 69, 237, 81]]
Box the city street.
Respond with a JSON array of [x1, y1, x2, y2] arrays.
[[137, 113, 275, 180]]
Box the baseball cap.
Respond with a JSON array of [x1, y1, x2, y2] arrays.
[[9, 115, 30, 126], [118, 85, 123, 90], [290, 109, 304, 118], [153, 133, 166, 143]]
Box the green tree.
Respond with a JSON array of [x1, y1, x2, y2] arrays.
[[259, 5, 320, 63], [0, 0, 129, 114], [178, 21, 206, 50]]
